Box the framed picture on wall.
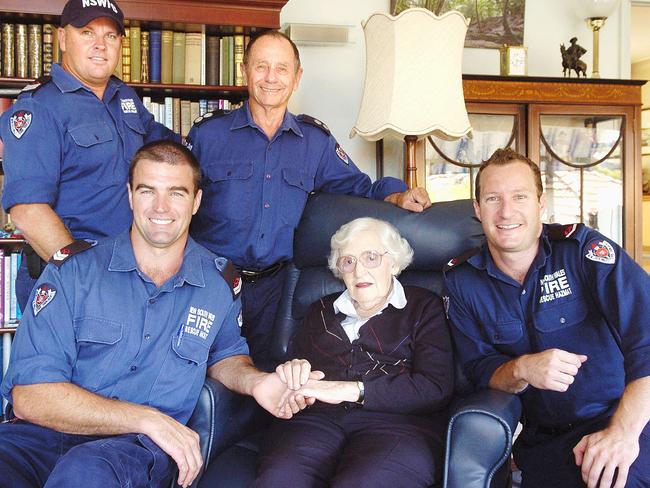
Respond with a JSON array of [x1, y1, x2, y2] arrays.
[[390, 0, 525, 49]]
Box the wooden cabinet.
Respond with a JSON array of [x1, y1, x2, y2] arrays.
[[423, 75, 645, 260]]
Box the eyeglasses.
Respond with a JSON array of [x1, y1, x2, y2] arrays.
[[336, 250, 389, 274]]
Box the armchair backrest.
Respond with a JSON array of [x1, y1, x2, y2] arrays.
[[268, 192, 485, 378]]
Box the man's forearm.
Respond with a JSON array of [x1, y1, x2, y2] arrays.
[[207, 355, 265, 396], [489, 358, 529, 394], [609, 376, 650, 437], [12, 382, 162, 436], [10, 204, 73, 260]]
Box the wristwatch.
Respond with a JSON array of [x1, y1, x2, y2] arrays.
[[356, 380, 365, 405]]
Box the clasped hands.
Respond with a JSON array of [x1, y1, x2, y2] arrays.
[[272, 359, 361, 419]]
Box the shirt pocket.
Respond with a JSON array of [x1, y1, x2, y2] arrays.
[[66, 122, 122, 184], [203, 162, 254, 221], [534, 297, 588, 333], [122, 115, 147, 161], [73, 317, 124, 391], [148, 336, 209, 418], [280, 167, 314, 226], [486, 319, 523, 345]]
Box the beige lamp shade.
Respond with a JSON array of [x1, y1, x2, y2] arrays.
[[350, 8, 472, 142]]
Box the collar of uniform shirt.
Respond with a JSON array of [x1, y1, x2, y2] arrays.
[[107, 230, 206, 287], [231, 100, 303, 137], [333, 277, 407, 343]]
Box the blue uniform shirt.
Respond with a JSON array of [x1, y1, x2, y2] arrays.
[[1, 64, 179, 240], [1, 232, 248, 424], [444, 224, 650, 426], [186, 102, 407, 269]]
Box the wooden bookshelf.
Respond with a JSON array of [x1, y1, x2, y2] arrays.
[[0, 326, 17, 333]]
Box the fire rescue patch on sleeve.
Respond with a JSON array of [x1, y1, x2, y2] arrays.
[[32, 283, 56, 316], [49, 240, 95, 267], [10, 110, 32, 139], [585, 238, 616, 265], [297, 114, 331, 135], [220, 260, 242, 300], [335, 143, 349, 164]]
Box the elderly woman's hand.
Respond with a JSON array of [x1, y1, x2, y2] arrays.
[[276, 359, 325, 390]]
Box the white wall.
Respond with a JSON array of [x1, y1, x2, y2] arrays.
[[281, 0, 631, 177]]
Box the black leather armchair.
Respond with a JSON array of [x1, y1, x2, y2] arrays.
[[187, 193, 522, 488]]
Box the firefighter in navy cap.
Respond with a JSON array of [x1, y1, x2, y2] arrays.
[[0, 141, 313, 488], [0, 0, 179, 313], [443, 148, 650, 488], [186, 30, 432, 370]]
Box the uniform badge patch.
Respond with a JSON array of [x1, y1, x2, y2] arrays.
[[33, 283, 56, 316], [335, 143, 349, 164], [10, 110, 32, 139], [120, 99, 138, 114], [585, 239, 616, 265]]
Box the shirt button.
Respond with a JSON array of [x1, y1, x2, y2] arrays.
[[148, 298, 156, 304], [265, 173, 271, 180], [521, 290, 526, 295], [264, 202, 270, 209], [144, 334, 151, 340], [111, 396, 119, 400], [267, 145, 272, 151], [227, 170, 232, 176], [560, 317, 566, 324], [130, 365, 137, 371]]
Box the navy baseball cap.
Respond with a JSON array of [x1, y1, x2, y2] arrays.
[[61, 0, 125, 35]]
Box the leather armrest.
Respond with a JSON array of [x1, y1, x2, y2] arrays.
[[443, 389, 522, 488]]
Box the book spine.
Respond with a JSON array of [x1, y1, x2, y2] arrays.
[[3, 254, 10, 325], [130, 26, 141, 83], [0, 249, 4, 326], [122, 27, 131, 82], [2, 24, 15, 77], [180, 99, 191, 137], [149, 30, 161, 83], [206, 35, 219, 86], [140, 31, 150, 83], [161, 30, 173, 84], [219, 37, 227, 85], [172, 97, 181, 134], [28, 24, 42, 79], [15, 24, 28, 78], [228, 36, 234, 86], [184, 33, 201, 85], [142, 95, 152, 115], [234, 33, 244, 86], [172, 31, 186, 84], [9, 253, 17, 322], [198, 98, 207, 116], [53, 25, 60, 64], [2, 333, 11, 415], [200, 26, 206, 85], [190, 101, 200, 125], [42, 23, 54, 76], [164, 96, 173, 130]]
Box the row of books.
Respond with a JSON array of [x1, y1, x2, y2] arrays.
[[119, 27, 249, 87], [1, 23, 57, 79], [143, 97, 238, 137], [0, 250, 22, 326], [0, 21, 252, 88], [1, 331, 12, 416]]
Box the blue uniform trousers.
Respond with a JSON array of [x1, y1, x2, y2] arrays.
[[240, 266, 288, 371], [0, 421, 174, 488], [253, 407, 445, 488], [514, 415, 650, 488]]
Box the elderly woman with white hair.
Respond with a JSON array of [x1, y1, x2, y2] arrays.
[[253, 217, 454, 488]]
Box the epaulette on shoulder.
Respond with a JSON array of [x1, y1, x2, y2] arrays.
[[443, 247, 481, 272], [193, 109, 230, 127], [20, 75, 51, 95], [49, 240, 95, 268], [217, 259, 242, 300], [297, 114, 331, 135], [547, 223, 584, 241]]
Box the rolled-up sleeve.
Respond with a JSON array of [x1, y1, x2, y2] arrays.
[[1, 265, 77, 403]]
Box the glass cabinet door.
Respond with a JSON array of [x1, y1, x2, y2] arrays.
[[529, 105, 635, 249], [425, 103, 525, 202]]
